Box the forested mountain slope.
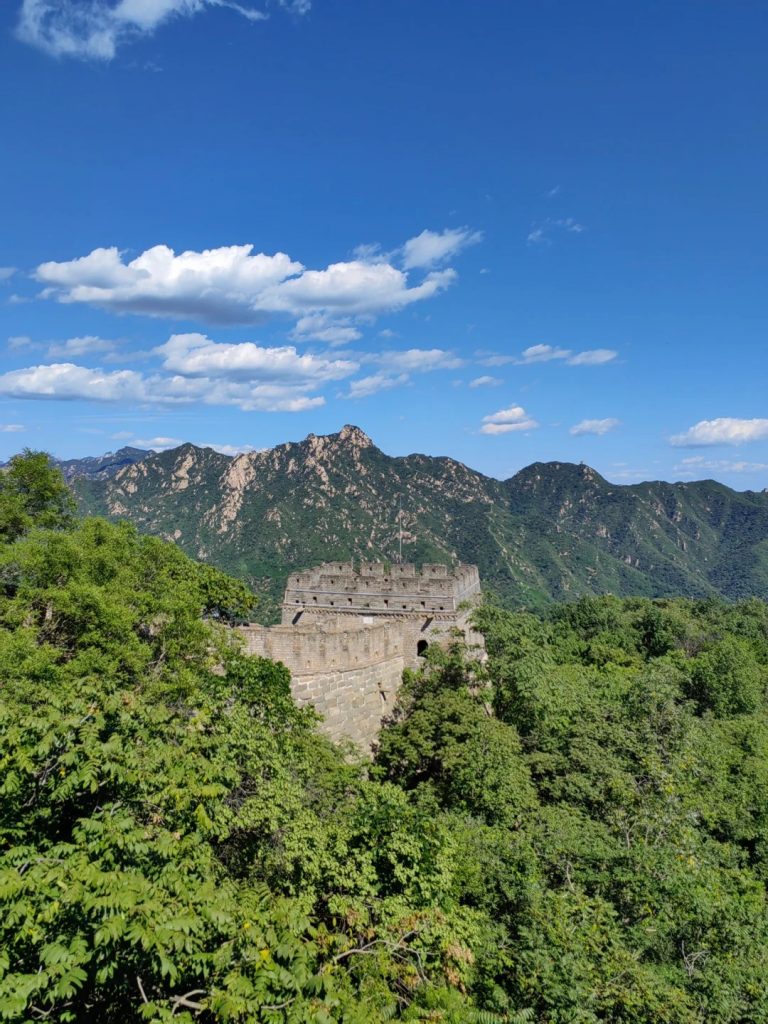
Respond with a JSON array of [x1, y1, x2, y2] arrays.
[[5, 449, 768, 1021], [73, 425, 768, 619]]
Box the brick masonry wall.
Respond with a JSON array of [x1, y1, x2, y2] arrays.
[[237, 620, 405, 749], [238, 562, 485, 751]]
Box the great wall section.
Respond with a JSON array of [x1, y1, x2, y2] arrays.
[[239, 562, 485, 749]]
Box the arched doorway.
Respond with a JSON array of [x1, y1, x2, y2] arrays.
[[417, 639, 429, 658]]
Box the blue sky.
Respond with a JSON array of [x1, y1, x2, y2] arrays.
[[1, 0, 767, 488]]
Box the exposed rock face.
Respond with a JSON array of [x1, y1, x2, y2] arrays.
[[73, 426, 768, 619]]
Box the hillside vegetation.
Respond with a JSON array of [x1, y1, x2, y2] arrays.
[[72, 427, 768, 621], [3, 452, 768, 1021]]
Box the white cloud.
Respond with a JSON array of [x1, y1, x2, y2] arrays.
[[518, 344, 571, 364], [670, 417, 768, 447], [7, 335, 36, 350], [570, 417, 620, 436], [48, 335, 118, 357], [674, 456, 768, 475], [479, 344, 617, 367], [36, 242, 458, 326], [290, 315, 362, 346], [267, 262, 456, 316], [155, 332, 357, 382], [480, 405, 538, 435], [344, 373, 409, 399], [132, 436, 184, 450], [0, 424, 25, 433], [0, 363, 145, 402], [16, 0, 302, 60], [374, 348, 464, 372], [477, 352, 515, 367], [0, 359, 329, 413], [0, 267, 16, 281], [469, 375, 502, 388], [402, 227, 482, 270], [567, 348, 617, 366]]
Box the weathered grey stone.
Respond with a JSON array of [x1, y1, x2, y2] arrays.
[[237, 561, 485, 751]]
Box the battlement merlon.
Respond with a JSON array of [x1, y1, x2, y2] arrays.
[[282, 562, 481, 617]]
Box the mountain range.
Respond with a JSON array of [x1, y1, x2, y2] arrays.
[[71, 425, 768, 622], [53, 446, 151, 482]]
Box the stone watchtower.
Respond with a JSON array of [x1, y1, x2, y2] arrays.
[[282, 561, 484, 668], [240, 562, 484, 750]]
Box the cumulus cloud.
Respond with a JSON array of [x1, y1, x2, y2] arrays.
[[344, 373, 410, 399], [36, 242, 458, 326], [15, 0, 305, 60], [670, 417, 768, 447], [570, 417, 620, 436], [0, 363, 145, 402], [480, 405, 538, 435], [154, 332, 357, 382], [469, 375, 502, 388], [0, 358, 329, 412], [132, 436, 184, 451], [402, 227, 482, 270]]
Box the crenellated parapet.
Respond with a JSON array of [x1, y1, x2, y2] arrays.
[[282, 561, 481, 619]]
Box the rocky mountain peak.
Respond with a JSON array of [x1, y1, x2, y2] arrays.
[[336, 424, 374, 448]]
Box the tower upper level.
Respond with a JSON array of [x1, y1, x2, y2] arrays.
[[282, 561, 481, 617]]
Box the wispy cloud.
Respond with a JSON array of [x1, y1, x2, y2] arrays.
[[527, 217, 584, 245], [469, 375, 502, 388], [674, 455, 768, 475], [566, 349, 616, 366], [373, 348, 464, 372], [401, 227, 482, 270], [7, 335, 37, 351], [16, 0, 306, 61], [479, 344, 617, 367], [517, 344, 572, 364], [570, 417, 620, 436], [48, 335, 118, 358], [0, 423, 25, 433], [480, 405, 538, 435], [0, 267, 16, 282], [343, 372, 410, 399], [670, 417, 768, 447]]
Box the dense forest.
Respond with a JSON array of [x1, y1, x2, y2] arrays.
[[2, 452, 768, 1022]]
